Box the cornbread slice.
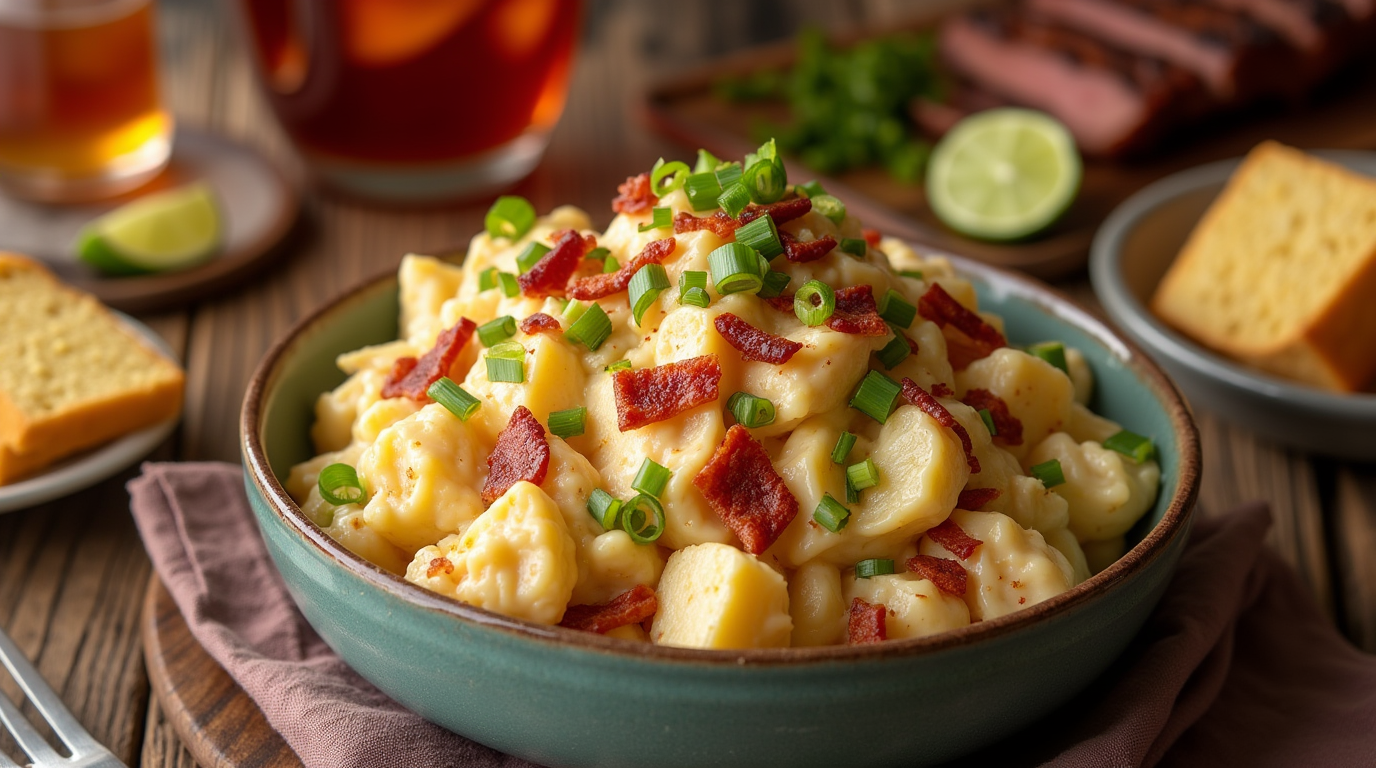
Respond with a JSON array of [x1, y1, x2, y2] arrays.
[[1152, 142, 1376, 391], [0, 253, 184, 484]]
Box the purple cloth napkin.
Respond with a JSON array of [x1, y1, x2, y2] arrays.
[[128, 462, 1376, 768]]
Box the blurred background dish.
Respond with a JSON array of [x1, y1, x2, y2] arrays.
[[1091, 151, 1376, 460]]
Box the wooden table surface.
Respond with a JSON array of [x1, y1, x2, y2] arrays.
[[2, 0, 1374, 766]]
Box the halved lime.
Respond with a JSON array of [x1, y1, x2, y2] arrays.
[[77, 183, 222, 275], [926, 109, 1081, 242]]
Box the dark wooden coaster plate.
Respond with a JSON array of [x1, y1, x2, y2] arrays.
[[0, 128, 300, 313], [142, 577, 302, 768]]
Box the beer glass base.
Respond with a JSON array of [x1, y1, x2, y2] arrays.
[[306, 130, 551, 203], [0, 132, 172, 204]]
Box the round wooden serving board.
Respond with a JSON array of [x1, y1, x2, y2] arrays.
[[142, 578, 302, 768]]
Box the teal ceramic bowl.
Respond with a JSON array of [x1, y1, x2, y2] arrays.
[[241, 255, 1199, 768]]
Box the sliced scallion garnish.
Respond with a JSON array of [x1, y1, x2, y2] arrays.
[[846, 458, 880, 491], [478, 267, 499, 292], [796, 180, 826, 198], [318, 463, 365, 506], [794, 280, 835, 326], [855, 558, 895, 579], [679, 270, 707, 297], [878, 290, 916, 329], [1029, 341, 1069, 374], [813, 494, 850, 533], [605, 360, 632, 372], [621, 493, 666, 544], [845, 474, 861, 504], [831, 431, 857, 464], [714, 162, 743, 190], [810, 193, 846, 224], [428, 377, 481, 421], [638, 206, 673, 232], [978, 408, 998, 436], [632, 458, 672, 497], [684, 172, 723, 212], [839, 238, 867, 258], [650, 158, 690, 197], [708, 243, 764, 295], [477, 315, 516, 346], [485, 341, 526, 383], [603, 255, 621, 273], [628, 263, 670, 326], [695, 148, 722, 173], [850, 371, 901, 424], [548, 406, 587, 439], [565, 302, 612, 350], [717, 182, 751, 218], [876, 333, 910, 370], [516, 242, 550, 274], [728, 391, 776, 429], [899, 269, 924, 280], [587, 489, 623, 530], [586, 246, 610, 262], [563, 300, 588, 324], [1103, 430, 1155, 464], [680, 287, 710, 308], [485, 196, 535, 241], [734, 215, 783, 259], [1031, 459, 1066, 488], [498, 272, 520, 298], [743, 157, 787, 204], [757, 270, 791, 299]]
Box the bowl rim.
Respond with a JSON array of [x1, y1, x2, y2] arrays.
[[1090, 151, 1376, 417], [241, 251, 1200, 666]]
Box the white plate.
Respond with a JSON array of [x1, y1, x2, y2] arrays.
[[0, 312, 181, 513]]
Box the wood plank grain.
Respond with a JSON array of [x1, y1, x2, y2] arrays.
[[142, 695, 205, 768], [1333, 466, 1376, 652]]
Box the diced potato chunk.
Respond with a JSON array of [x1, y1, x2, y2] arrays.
[[1027, 433, 1161, 542], [844, 571, 971, 640], [651, 543, 792, 649], [399, 254, 467, 347], [789, 560, 846, 647], [957, 348, 1075, 461], [463, 332, 587, 445], [920, 510, 1074, 621]]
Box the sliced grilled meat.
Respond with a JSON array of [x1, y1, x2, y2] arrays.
[[1206, 0, 1369, 80]]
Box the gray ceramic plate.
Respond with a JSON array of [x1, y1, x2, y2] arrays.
[[1090, 151, 1376, 460]]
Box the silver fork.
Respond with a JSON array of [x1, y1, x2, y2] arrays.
[[0, 625, 126, 768]]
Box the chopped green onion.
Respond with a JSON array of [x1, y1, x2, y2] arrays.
[[734, 215, 783, 259], [714, 162, 743, 190], [498, 272, 520, 298], [855, 558, 895, 579], [563, 300, 588, 324], [638, 206, 672, 232], [684, 172, 723, 211], [484, 196, 535, 240], [796, 180, 827, 198], [318, 463, 365, 506], [587, 489, 623, 530], [1029, 341, 1069, 374], [477, 316, 516, 346], [794, 280, 835, 326], [846, 458, 880, 491], [708, 243, 764, 295], [717, 182, 751, 218], [757, 270, 791, 299], [605, 360, 632, 372], [478, 267, 499, 292], [728, 391, 776, 429], [810, 194, 846, 224], [565, 302, 612, 351], [516, 241, 550, 274], [899, 269, 924, 280], [845, 474, 862, 504], [586, 246, 610, 262], [979, 408, 998, 436], [839, 238, 867, 257], [628, 263, 670, 326], [488, 340, 524, 359], [876, 333, 911, 369], [1103, 430, 1155, 463], [851, 371, 902, 424], [1031, 459, 1066, 488], [831, 432, 857, 464], [743, 158, 787, 204], [621, 493, 666, 544], [603, 255, 621, 273], [679, 270, 707, 296], [548, 407, 586, 439], [632, 458, 672, 498], [878, 290, 917, 329], [752, 138, 779, 163], [813, 494, 851, 533], [427, 377, 481, 421], [485, 342, 525, 383], [695, 148, 722, 174], [680, 287, 711, 308], [650, 158, 690, 197]]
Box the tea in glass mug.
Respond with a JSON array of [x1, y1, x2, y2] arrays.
[[237, 0, 582, 202], [0, 0, 172, 202]]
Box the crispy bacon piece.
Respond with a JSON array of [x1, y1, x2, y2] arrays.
[[567, 238, 676, 300], [780, 230, 837, 263], [847, 598, 887, 645], [673, 198, 814, 240], [518, 230, 596, 298], [613, 354, 722, 431], [931, 382, 955, 398], [902, 333, 920, 355], [426, 557, 454, 579], [825, 285, 889, 336], [738, 198, 813, 226], [900, 378, 980, 474], [481, 406, 551, 504], [519, 313, 562, 335], [612, 172, 657, 214], [714, 312, 802, 364], [559, 585, 659, 634], [957, 487, 1002, 510], [381, 318, 477, 401], [918, 283, 1006, 369], [692, 425, 799, 555], [862, 228, 883, 247], [962, 388, 1023, 446], [906, 554, 968, 597], [926, 518, 983, 560], [673, 210, 738, 238]]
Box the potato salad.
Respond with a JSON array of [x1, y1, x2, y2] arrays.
[[287, 142, 1161, 649]]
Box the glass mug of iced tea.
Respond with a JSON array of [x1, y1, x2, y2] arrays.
[[235, 0, 582, 202]]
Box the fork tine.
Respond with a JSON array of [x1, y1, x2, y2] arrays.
[[0, 689, 66, 766], [0, 628, 102, 756]]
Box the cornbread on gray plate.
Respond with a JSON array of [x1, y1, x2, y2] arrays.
[[1152, 141, 1376, 392], [0, 253, 184, 485]]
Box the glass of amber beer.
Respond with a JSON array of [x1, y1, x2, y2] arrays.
[[235, 0, 582, 202], [0, 0, 172, 202]]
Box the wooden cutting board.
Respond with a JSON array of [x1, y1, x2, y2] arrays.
[[645, 32, 1376, 279], [142, 578, 302, 768]]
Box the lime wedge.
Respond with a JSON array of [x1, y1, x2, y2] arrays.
[[77, 183, 222, 275], [926, 109, 1081, 242]]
